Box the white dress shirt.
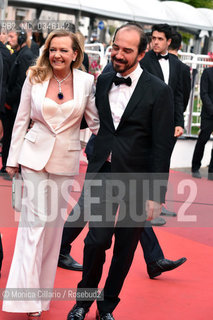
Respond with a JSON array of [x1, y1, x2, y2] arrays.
[[109, 63, 142, 130], [107, 63, 142, 162], [158, 52, 170, 85]]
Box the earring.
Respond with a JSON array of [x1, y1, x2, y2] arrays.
[[73, 58, 76, 62]]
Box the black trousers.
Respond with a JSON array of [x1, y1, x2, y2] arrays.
[[60, 136, 164, 264], [192, 118, 213, 172], [74, 162, 146, 313], [78, 224, 143, 313], [60, 186, 164, 266], [0, 234, 3, 271]]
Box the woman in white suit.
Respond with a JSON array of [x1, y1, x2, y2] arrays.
[[2, 29, 99, 319]]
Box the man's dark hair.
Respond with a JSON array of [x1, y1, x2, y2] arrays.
[[145, 32, 152, 44], [169, 31, 182, 51], [113, 22, 147, 54], [152, 24, 172, 40]]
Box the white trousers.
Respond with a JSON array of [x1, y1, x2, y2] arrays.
[[3, 167, 73, 313]]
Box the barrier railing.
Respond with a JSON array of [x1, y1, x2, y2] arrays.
[[85, 43, 108, 81], [179, 51, 213, 137]]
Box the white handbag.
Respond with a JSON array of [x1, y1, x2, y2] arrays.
[[12, 173, 23, 212]]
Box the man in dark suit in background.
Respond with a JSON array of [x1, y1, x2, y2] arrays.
[[0, 28, 33, 173], [140, 24, 185, 224], [0, 33, 12, 174], [67, 22, 175, 320], [140, 24, 184, 137], [168, 31, 191, 112], [191, 67, 213, 179]]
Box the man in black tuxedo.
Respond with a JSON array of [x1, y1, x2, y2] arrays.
[[67, 23, 175, 320], [59, 29, 187, 277], [191, 67, 213, 179], [140, 24, 185, 224], [59, 121, 186, 280], [59, 35, 187, 281], [140, 24, 184, 137], [59, 130, 186, 277]]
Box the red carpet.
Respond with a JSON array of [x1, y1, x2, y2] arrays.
[[0, 161, 213, 319]]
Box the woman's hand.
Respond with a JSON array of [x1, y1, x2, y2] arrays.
[[6, 166, 19, 178]]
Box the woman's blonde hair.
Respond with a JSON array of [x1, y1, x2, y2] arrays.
[[76, 31, 85, 52], [75, 30, 87, 72], [29, 29, 83, 83]]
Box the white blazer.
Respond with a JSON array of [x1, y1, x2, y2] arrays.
[[7, 68, 100, 175]]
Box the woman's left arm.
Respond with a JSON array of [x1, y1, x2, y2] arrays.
[[83, 81, 100, 135]]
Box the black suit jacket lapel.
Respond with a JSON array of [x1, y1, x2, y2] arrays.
[[116, 70, 150, 130], [168, 55, 174, 87], [149, 50, 164, 81], [96, 72, 116, 132], [168, 54, 180, 88]]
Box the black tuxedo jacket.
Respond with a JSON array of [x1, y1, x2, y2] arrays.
[[0, 42, 11, 113], [170, 53, 191, 111], [180, 60, 191, 111], [6, 45, 34, 114], [87, 69, 174, 202], [140, 50, 184, 128], [181, 61, 191, 111], [200, 67, 213, 120]]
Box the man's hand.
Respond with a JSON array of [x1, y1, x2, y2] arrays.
[[146, 200, 162, 221], [174, 126, 184, 137], [6, 166, 19, 178]]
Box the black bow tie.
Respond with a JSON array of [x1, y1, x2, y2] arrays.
[[113, 75, 132, 86], [157, 54, 169, 60]]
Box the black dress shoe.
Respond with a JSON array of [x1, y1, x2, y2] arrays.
[[96, 310, 115, 320], [161, 206, 177, 217], [147, 257, 187, 279], [192, 170, 201, 179], [67, 305, 88, 320], [0, 167, 6, 173], [0, 167, 7, 177], [58, 253, 83, 271], [150, 217, 166, 226]]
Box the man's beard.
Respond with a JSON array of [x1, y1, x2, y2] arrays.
[[112, 56, 138, 74]]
